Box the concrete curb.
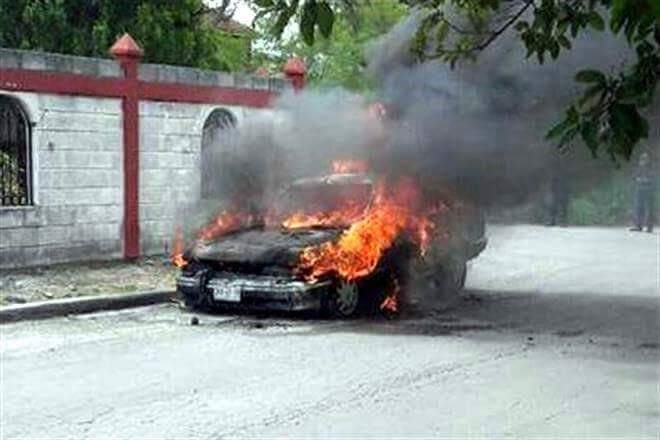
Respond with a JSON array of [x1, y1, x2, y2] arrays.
[[0, 290, 175, 324]]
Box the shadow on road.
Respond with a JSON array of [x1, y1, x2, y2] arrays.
[[455, 288, 660, 342], [198, 288, 659, 354]]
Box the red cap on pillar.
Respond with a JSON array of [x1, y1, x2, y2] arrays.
[[110, 33, 144, 60], [283, 57, 306, 92]]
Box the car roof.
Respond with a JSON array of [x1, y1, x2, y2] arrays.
[[290, 173, 373, 188]]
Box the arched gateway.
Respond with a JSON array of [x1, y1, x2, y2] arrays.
[[201, 108, 237, 199]]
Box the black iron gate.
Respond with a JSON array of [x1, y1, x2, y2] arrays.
[[0, 96, 32, 206]]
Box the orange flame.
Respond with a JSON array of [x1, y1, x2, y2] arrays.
[[170, 226, 188, 268], [368, 101, 388, 119], [196, 209, 253, 242], [296, 178, 434, 282], [170, 208, 258, 267], [171, 156, 444, 293], [380, 294, 398, 313], [380, 276, 400, 314], [280, 200, 367, 229], [331, 159, 368, 174], [297, 200, 406, 281], [409, 209, 439, 256]]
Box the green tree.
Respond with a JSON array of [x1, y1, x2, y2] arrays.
[[0, 0, 251, 71], [250, 0, 659, 161], [254, 0, 408, 90]]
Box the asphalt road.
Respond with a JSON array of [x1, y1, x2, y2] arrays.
[[1, 225, 658, 439]]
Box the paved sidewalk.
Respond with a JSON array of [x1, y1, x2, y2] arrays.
[[0, 258, 177, 306]]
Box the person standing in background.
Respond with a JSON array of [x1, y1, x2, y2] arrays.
[[630, 151, 656, 233]]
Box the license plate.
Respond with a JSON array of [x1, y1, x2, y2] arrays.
[[212, 285, 241, 302]]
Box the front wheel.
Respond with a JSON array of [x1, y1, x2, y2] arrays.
[[441, 257, 467, 294], [458, 262, 467, 290]]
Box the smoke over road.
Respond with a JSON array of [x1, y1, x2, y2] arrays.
[[183, 5, 639, 247], [365, 8, 634, 208]]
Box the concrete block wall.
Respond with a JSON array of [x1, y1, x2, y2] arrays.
[[138, 62, 290, 92], [139, 101, 206, 255], [0, 92, 272, 267], [0, 48, 290, 93], [1, 48, 288, 268], [139, 101, 273, 255], [0, 48, 121, 77], [0, 92, 123, 268]]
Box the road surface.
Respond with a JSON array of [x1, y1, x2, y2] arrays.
[[1, 225, 658, 438]]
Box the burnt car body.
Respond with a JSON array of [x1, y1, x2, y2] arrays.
[[176, 173, 487, 317]]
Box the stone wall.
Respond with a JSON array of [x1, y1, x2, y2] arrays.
[[0, 48, 286, 268], [138, 101, 272, 255], [0, 48, 289, 92], [0, 48, 121, 77], [0, 92, 124, 268]]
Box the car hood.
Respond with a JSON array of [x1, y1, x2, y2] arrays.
[[192, 227, 342, 267]]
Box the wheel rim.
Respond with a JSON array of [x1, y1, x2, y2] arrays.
[[335, 280, 359, 316]]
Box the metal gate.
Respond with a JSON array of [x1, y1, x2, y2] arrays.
[[0, 96, 32, 206]]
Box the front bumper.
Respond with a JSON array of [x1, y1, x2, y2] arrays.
[[177, 272, 331, 312]]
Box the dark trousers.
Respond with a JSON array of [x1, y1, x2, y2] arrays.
[[547, 191, 568, 225], [634, 188, 655, 230]]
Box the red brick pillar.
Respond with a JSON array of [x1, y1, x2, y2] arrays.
[[110, 34, 143, 259], [283, 57, 306, 92]]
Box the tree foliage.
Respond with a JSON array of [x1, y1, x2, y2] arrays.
[[0, 0, 251, 71], [253, 0, 360, 44], [254, 0, 408, 90], [250, 0, 659, 161]]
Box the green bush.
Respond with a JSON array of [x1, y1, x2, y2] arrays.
[[567, 172, 657, 226]]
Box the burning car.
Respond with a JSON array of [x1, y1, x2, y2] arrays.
[[173, 163, 487, 318]]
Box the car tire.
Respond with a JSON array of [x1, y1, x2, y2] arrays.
[[183, 295, 205, 310], [445, 258, 467, 294], [459, 262, 467, 290], [422, 257, 466, 296], [179, 267, 210, 311]]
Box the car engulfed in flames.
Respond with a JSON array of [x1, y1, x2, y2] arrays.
[[172, 162, 486, 318]]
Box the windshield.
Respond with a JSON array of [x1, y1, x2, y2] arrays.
[[272, 180, 373, 229]]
